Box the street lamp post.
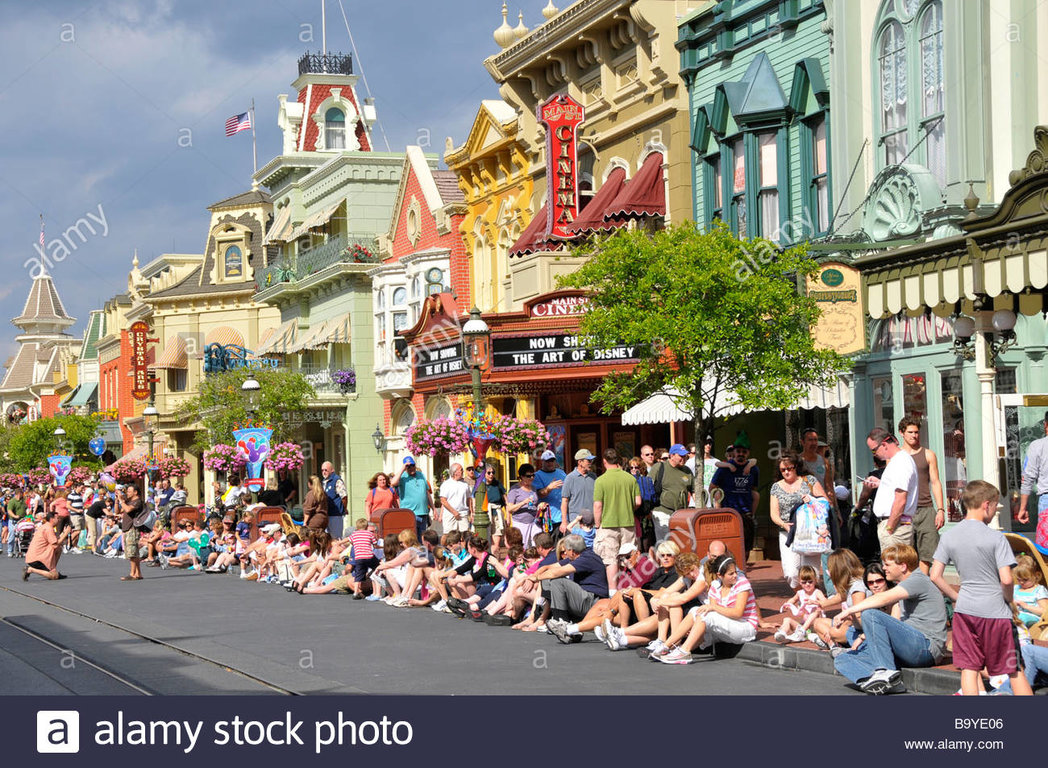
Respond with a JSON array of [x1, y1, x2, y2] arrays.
[[242, 375, 261, 416], [462, 307, 491, 419], [142, 384, 158, 509]]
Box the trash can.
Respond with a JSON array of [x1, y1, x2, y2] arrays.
[[370, 507, 416, 541], [668, 507, 745, 561]]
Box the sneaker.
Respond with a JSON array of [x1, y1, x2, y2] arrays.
[[594, 622, 607, 644], [787, 628, 806, 643], [391, 595, 410, 608], [447, 597, 470, 616], [658, 647, 694, 665], [829, 646, 848, 659], [548, 621, 575, 644], [483, 613, 514, 627], [807, 631, 828, 650], [860, 668, 903, 695], [599, 618, 614, 647], [431, 599, 448, 612], [646, 639, 667, 655], [649, 643, 673, 661], [774, 629, 788, 643], [365, 594, 383, 602], [608, 627, 629, 651]]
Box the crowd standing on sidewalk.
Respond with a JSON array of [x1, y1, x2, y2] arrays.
[[3, 419, 1046, 695]]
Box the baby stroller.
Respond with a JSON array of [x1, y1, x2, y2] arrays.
[[13, 518, 35, 557]]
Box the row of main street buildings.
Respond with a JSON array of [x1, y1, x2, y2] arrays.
[[3, 0, 1048, 547]]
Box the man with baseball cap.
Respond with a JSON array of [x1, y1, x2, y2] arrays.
[[535, 449, 567, 541], [649, 444, 694, 540], [392, 456, 435, 541], [561, 449, 597, 536], [1018, 412, 1048, 547]]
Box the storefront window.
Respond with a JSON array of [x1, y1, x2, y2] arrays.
[[901, 373, 928, 443], [872, 376, 894, 433], [940, 371, 967, 522]]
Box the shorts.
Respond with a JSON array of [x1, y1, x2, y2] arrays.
[[351, 556, 380, 582], [442, 510, 470, 533], [123, 527, 140, 559], [876, 519, 913, 551], [594, 526, 636, 566], [326, 574, 354, 594], [951, 613, 1021, 676], [70, 514, 85, 531], [911, 505, 940, 563]]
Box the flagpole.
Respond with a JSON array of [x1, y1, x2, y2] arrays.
[[251, 98, 257, 177]]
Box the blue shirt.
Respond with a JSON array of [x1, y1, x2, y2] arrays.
[[324, 473, 347, 517], [398, 471, 430, 518], [711, 462, 760, 515], [534, 467, 567, 522], [559, 548, 609, 598]]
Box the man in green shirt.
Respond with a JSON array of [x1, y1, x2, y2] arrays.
[[5, 489, 28, 557], [649, 444, 695, 539], [593, 448, 641, 591]]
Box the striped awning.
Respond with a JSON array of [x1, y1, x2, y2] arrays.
[[264, 206, 293, 244], [289, 314, 351, 353], [254, 318, 298, 355], [61, 382, 98, 408], [152, 335, 188, 369], [621, 380, 851, 425], [286, 201, 341, 242], [204, 326, 245, 348]]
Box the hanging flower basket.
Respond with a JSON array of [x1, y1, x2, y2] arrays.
[[264, 442, 306, 473], [405, 417, 470, 457], [203, 443, 247, 474], [111, 459, 146, 482], [488, 415, 553, 456], [333, 368, 356, 394], [68, 466, 94, 486], [157, 456, 192, 479]]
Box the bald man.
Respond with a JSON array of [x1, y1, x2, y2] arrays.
[[439, 463, 472, 534], [321, 461, 348, 539]]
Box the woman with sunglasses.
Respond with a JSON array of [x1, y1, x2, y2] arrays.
[[769, 449, 828, 589], [628, 458, 657, 554], [473, 463, 507, 546], [505, 464, 542, 547]]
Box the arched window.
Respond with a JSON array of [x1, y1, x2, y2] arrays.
[[393, 404, 415, 436], [223, 245, 243, 279], [392, 287, 407, 305], [878, 20, 908, 166], [325, 108, 345, 150], [874, 0, 946, 187]]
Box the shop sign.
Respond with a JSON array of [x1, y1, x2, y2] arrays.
[[129, 321, 152, 400], [807, 262, 865, 355], [537, 93, 585, 239], [492, 334, 638, 369], [530, 295, 589, 318], [414, 341, 465, 381]]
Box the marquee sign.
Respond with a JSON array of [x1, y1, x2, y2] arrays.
[[537, 94, 585, 239], [492, 334, 639, 370], [530, 294, 589, 318], [414, 341, 465, 381], [129, 321, 153, 401]]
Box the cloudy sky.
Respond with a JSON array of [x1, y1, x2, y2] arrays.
[[0, 0, 549, 360]]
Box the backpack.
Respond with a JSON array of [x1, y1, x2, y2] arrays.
[[133, 505, 157, 533]]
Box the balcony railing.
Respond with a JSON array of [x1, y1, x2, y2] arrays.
[[257, 235, 380, 290], [299, 52, 352, 76], [298, 365, 346, 395]]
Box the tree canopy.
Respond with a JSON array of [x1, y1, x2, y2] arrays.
[[558, 222, 851, 490], [175, 367, 315, 453], [5, 414, 104, 471]]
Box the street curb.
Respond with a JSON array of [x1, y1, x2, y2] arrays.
[[737, 641, 962, 695]]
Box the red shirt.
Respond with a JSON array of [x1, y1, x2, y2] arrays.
[[50, 497, 70, 518]]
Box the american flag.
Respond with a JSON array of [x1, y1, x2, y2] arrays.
[[39, 217, 44, 246], [225, 112, 252, 137]]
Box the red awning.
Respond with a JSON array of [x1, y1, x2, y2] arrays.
[[566, 167, 628, 235], [508, 204, 561, 258], [603, 153, 665, 221]]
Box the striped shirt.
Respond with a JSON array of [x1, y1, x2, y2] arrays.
[[349, 530, 377, 562], [711, 575, 759, 628], [67, 491, 83, 513]]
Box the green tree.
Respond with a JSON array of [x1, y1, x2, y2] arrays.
[[175, 367, 315, 452], [558, 222, 850, 493], [6, 415, 104, 471]]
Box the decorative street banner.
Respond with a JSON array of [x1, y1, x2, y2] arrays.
[[233, 423, 273, 492], [491, 334, 639, 370], [129, 321, 152, 400], [47, 454, 73, 488], [537, 93, 585, 239]]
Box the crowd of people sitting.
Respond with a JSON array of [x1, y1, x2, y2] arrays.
[[4, 430, 1047, 696]]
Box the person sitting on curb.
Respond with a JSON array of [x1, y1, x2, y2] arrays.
[[525, 533, 609, 643], [832, 544, 947, 694]]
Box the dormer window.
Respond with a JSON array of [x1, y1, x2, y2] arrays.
[[325, 108, 346, 149]]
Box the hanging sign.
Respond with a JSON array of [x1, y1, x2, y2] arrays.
[[537, 93, 585, 239], [130, 321, 152, 400]]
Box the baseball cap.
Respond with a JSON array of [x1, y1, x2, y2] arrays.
[[578, 509, 594, 526], [834, 485, 850, 501], [540, 449, 557, 461], [403, 456, 416, 465], [574, 449, 596, 461], [618, 541, 639, 557], [669, 444, 689, 457], [261, 523, 281, 534]]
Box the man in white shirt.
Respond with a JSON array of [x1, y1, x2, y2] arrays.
[[865, 427, 918, 550], [439, 463, 472, 534]]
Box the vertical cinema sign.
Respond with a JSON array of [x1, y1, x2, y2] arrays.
[[129, 321, 152, 401], [537, 94, 585, 239]]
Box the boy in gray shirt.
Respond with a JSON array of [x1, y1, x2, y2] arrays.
[[931, 480, 1032, 696], [832, 543, 948, 694]]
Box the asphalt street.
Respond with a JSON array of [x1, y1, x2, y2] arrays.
[[0, 552, 853, 696]]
